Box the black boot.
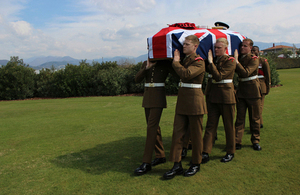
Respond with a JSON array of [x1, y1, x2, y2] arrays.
[[253, 143, 262, 151], [201, 152, 210, 164], [220, 153, 234, 163], [181, 147, 187, 159], [163, 162, 183, 179], [151, 157, 166, 166], [184, 164, 200, 177], [236, 143, 242, 150], [134, 163, 151, 176]]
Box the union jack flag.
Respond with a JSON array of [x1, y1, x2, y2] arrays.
[[147, 23, 246, 60]]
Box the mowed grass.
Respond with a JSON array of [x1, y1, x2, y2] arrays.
[[1, 68, 300, 194]]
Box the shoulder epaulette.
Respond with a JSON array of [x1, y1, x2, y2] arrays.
[[265, 59, 268, 62], [195, 57, 203, 61], [228, 57, 235, 62]]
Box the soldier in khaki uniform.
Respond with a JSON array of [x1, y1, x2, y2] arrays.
[[234, 38, 262, 151], [251, 46, 271, 128], [163, 35, 207, 179], [134, 59, 175, 176], [202, 38, 236, 163]]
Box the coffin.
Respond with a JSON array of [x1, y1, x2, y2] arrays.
[[147, 23, 246, 60]]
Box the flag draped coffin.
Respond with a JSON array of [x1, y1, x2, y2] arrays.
[[147, 24, 246, 60]]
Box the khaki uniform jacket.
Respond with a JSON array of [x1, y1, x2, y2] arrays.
[[205, 55, 236, 104], [258, 57, 271, 95], [135, 60, 173, 108], [236, 53, 261, 99], [172, 53, 207, 115]]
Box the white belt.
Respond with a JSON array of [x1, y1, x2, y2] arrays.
[[257, 75, 264, 79], [145, 83, 165, 87], [207, 74, 212, 78], [179, 82, 202, 88], [240, 75, 258, 82], [212, 79, 233, 84]]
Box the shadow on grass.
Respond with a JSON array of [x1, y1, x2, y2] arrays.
[[50, 136, 172, 176], [50, 127, 248, 176]]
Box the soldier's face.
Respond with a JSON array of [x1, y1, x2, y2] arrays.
[[183, 39, 197, 55], [240, 41, 252, 55], [214, 42, 227, 57], [251, 48, 259, 56]]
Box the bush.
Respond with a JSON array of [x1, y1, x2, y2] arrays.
[[122, 62, 144, 94], [265, 56, 281, 86], [0, 57, 35, 100], [0, 55, 284, 100], [274, 58, 300, 69], [94, 67, 128, 96]]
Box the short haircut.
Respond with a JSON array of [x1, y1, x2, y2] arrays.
[[252, 46, 259, 51], [216, 38, 228, 47], [243, 38, 254, 47], [185, 35, 200, 46]]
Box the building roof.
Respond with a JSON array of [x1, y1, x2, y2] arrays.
[[262, 45, 294, 51]]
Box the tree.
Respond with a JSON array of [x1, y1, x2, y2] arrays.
[[278, 48, 293, 58], [0, 56, 35, 100], [265, 55, 281, 86]]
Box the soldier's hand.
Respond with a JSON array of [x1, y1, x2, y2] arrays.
[[208, 50, 213, 64], [173, 49, 180, 62], [146, 58, 157, 69], [234, 49, 239, 64]]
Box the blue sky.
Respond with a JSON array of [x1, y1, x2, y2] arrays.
[[18, 1, 80, 29], [0, 0, 299, 60]]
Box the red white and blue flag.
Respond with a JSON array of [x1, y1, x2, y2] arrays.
[[147, 23, 246, 60]]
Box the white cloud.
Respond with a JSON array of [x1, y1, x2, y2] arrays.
[[88, 0, 156, 15], [0, 0, 300, 60], [10, 21, 32, 36]]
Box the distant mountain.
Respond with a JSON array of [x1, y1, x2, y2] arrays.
[[29, 55, 148, 70], [25, 56, 79, 67], [0, 60, 9, 65], [135, 54, 148, 63], [87, 56, 135, 64], [34, 61, 80, 70], [88, 54, 148, 64]]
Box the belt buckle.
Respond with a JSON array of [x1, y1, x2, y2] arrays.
[[179, 82, 182, 87], [149, 83, 155, 87]]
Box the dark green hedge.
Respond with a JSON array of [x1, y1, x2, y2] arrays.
[[0, 56, 282, 100], [274, 58, 300, 69], [0, 57, 35, 100]]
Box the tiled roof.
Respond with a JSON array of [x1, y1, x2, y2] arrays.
[[262, 45, 294, 51]]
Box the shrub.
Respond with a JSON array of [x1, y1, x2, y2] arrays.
[[274, 58, 300, 69], [0, 57, 35, 100], [0, 55, 284, 100], [265, 56, 281, 86]]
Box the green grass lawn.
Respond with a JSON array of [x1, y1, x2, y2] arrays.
[[1, 68, 300, 194]]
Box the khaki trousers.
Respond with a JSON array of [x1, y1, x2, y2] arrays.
[[142, 108, 165, 163], [169, 114, 203, 164], [235, 98, 261, 144], [260, 95, 265, 125], [203, 102, 235, 154]]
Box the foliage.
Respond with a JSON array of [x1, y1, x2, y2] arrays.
[[165, 73, 180, 95], [265, 55, 281, 86], [274, 58, 300, 69], [34, 68, 55, 97], [123, 62, 144, 94], [0, 56, 35, 100], [0, 55, 286, 100]]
